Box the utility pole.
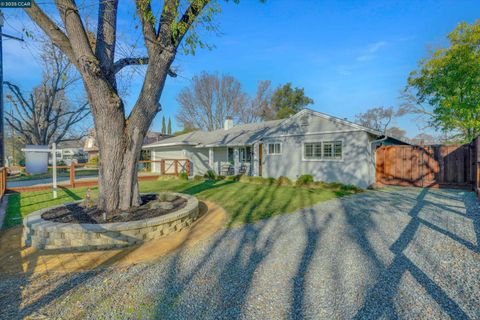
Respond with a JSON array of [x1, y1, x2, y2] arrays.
[[0, 10, 24, 167]]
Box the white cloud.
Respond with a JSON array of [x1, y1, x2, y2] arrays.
[[355, 41, 388, 62]]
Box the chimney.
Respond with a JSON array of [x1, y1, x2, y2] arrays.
[[224, 116, 234, 130]]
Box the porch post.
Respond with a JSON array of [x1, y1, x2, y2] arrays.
[[209, 147, 214, 171], [233, 147, 239, 174], [252, 143, 259, 176]]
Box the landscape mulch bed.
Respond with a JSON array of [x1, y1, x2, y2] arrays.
[[41, 194, 187, 224]]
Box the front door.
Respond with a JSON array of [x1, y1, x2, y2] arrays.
[[258, 144, 263, 176]]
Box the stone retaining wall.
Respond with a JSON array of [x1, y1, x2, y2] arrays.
[[22, 193, 199, 251]]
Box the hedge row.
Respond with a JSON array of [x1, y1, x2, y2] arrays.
[[194, 171, 362, 192]]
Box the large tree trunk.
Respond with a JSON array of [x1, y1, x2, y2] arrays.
[[85, 53, 172, 212], [24, 0, 204, 213], [88, 92, 153, 212]]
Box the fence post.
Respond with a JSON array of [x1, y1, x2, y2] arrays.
[[0, 168, 4, 199], [174, 160, 178, 175], [70, 163, 75, 187], [161, 160, 165, 175]]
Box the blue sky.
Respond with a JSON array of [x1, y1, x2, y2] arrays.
[[3, 0, 479, 137]]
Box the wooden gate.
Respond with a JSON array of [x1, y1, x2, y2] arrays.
[[376, 144, 477, 189]]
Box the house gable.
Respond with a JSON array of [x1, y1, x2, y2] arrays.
[[263, 109, 375, 138]]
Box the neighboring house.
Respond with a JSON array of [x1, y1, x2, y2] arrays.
[[52, 140, 88, 165], [143, 109, 409, 188], [83, 133, 99, 162], [144, 131, 172, 145], [84, 130, 171, 161]]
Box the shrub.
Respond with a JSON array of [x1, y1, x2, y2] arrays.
[[296, 174, 314, 186], [239, 175, 252, 183], [326, 182, 343, 189], [216, 175, 226, 180], [178, 172, 189, 180], [88, 156, 99, 165], [193, 175, 204, 181], [250, 177, 266, 184], [276, 176, 292, 186], [225, 174, 241, 182], [340, 184, 363, 193], [204, 170, 216, 180], [266, 177, 276, 185]]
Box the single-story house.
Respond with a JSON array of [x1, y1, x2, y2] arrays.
[[53, 141, 88, 165], [143, 109, 410, 188], [84, 129, 171, 162]]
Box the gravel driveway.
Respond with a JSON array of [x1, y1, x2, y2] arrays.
[[1, 187, 479, 319]]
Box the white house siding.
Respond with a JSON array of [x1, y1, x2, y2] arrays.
[[213, 147, 228, 174], [259, 109, 382, 189], [262, 131, 374, 188], [187, 147, 209, 176]]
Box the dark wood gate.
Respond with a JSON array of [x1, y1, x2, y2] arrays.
[[376, 142, 479, 189]]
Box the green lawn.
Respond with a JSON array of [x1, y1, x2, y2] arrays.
[[3, 179, 359, 228]]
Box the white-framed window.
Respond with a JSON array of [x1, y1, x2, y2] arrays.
[[304, 142, 322, 159], [303, 141, 343, 161], [239, 146, 252, 162], [267, 143, 282, 155]]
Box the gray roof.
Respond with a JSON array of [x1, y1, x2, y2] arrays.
[[143, 120, 282, 149], [143, 109, 412, 149], [56, 140, 85, 149]]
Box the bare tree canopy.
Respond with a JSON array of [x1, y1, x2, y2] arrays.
[[386, 126, 406, 138], [238, 80, 272, 124], [355, 106, 395, 132], [176, 73, 274, 131], [411, 133, 438, 145], [176, 72, 248, 131], [175, 75, 316, 131], [24, 0, 238, 212], [5, 43, 89, 146]]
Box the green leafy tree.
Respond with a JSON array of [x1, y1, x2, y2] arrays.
[[168, 117, 172, 135], [407, 21, 480, 142], [262, 83, 314, 120], [161, 116, 166, 135]]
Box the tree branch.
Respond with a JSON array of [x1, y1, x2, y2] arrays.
[[172, 0, 210, 48], [24, 1, 77, 66], [135, 0, 158, 53], [54, 0, 98, 73], [158, 0, 180, 47], [113, 57, 177, 77], [95, 0, 118, 84]]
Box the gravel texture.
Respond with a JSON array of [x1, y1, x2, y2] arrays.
[[1, 187, 479, 319]]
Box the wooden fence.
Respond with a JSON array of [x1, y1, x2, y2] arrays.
[[473, 137, 480, 197], [6, 159, 190, 193], [138, 159, 190, 176], [376, 139, 480, 191], [0, 167, 6, 199]]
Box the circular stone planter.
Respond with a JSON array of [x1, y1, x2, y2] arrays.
[[22, 192, 199, 251]]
